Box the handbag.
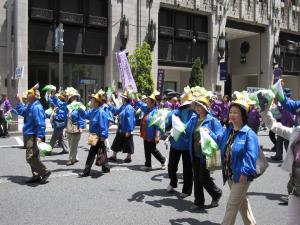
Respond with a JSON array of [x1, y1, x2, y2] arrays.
[[95, 142, 108, 166], [255, 147, 269, 177], [54, 120, 65, 129], [87, 133, 99, 146], [66, 117, 79, 134]]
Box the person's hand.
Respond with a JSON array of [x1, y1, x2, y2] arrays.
[[36, 138, 42, 144], [155, 136, 160, 144], [125, 132, 130, 138], [15, 95, 21, 103], [79, 128, 83, 133], [239, 175, 248, 184]]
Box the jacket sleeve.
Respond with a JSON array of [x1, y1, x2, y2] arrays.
[[5, 100, 12, 112], [77, 110, 85, 129], [49, 96, 59, 108], [136, 101, 148, 114], [260, 111, 293, 140], [33, 106, 46, 138], [241, 131, 258, 177], [99, 110, 108, 139], [14, 103, 26, 116], [211, 118, 224, 144], [124, 107, 135, 132], [281, 97, 300, 115]]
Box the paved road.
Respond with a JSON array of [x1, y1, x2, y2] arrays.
[[0, 131, 288, 225]]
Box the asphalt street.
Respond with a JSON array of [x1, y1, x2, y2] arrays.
[[0, 131, 289, 225]]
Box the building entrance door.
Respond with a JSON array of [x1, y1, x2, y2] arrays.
[[79, 79, 97, 106]]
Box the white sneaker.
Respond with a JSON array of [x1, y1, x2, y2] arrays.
[[167, 184, 175, 193], [161, 159, 168, 169], [180, 193, 189, 198], [140, 166, 152, 171]]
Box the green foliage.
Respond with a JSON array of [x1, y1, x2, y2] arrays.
[[189, 57, 203, 87], [129, 42, 154, 95]]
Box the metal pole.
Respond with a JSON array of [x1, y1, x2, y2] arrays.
[[6, 0, 12, 98], [58, 23, 64, 88]]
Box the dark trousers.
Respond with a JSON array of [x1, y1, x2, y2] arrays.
[[0, 115, 8, 136], [83, 141, 109, 175], [269, 131, 276, 149], [144, 140, 166, 167], [193, 156, 222, 206], [25, 136, 48, 177], [168, 147, 193, 195], [275, 135, 289, 159]]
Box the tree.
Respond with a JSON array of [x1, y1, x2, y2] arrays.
[[189, 57, 203, 87], [129, 42, 154, 95]]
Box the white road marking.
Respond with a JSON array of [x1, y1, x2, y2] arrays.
[[15, 137, 24, 146]]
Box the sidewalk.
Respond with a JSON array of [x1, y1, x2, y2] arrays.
[[8, 118, 140, 136]]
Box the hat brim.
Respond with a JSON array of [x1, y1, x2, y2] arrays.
[[180, 100, 192, 107], [195, 101, 209, 113]]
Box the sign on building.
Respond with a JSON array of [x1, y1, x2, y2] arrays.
[[157, 69, 165, 96], [15, 66, 24, 79], [220, 62, 227, 81]]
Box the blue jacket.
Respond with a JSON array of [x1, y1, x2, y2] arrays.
[[85, 107, 108, 139], [102, 104, 114, 124], [219, 125, 258, 184], [111, 103, 135, 133], [166, 108, 195, 151], [67, 103, 85, 129], [49, 96, 68, 129], [186, 113, 224, 164], [136, 101, 159, 141], [281, 97, 300, 115], [17, 100, 46, 138]]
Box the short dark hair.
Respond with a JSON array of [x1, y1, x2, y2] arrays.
[[229, 103, 248, 125]]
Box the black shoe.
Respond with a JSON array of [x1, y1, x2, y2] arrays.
[[108, 156, 117, 162], [40, 171, 51, 184], [123, 158, 132, 163], [78, 172, 90, 177], [25, 176, 41, 183], [211, 192, 223, 207], [102, 166, 110, 173], [59, 150, 69, 155], [66, 161, 75, 166], [271, 156, 282, 161], [190, 204, 205, 210]]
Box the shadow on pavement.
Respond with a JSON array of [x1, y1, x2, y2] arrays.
[[110, 164, 163, 172], [170, 218, 220, 225], [43, 159, 69, 165], [247, 192, 287, 204], [151, 173, 169, 182], [128, 188, 208, 214], [0, 175, 40, 187]]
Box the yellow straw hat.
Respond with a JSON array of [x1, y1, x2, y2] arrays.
[[195, 96, 210, 112], [180, 93, 194, 107], [27, 83, 41, 99]]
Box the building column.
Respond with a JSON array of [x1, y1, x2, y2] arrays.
[[260, 26, 279, 89], [204, 9, 226, 96]]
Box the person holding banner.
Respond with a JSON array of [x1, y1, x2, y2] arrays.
[[0, 93, 12, 138], [186, 96, 223, 210], [136, 93, 167, 170], [219, 98, 258, 225], [109, 90, 136, 163]]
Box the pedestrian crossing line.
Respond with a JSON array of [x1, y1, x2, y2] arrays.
[[15, 137, 24, 146]]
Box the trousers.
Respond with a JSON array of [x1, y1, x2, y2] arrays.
[[49, 128, 69, 152], [168, 147, 193, 195], [67, 132, 81, 162], [25, 136, 48, 177], [143, 140, 166, 167], [222, 180, 256, 225]]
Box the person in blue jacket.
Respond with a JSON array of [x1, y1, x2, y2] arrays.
[[186, 96, 223, 210], [219, 99, 258, 225], [79, 92, 110, 177], [166, 92, 195, 198], [48, 90, 69, 155], [65, 88, 85, 166], [15, 84, 51, 184], [109, 90, 136, 163], [136, 93, 166, 170]]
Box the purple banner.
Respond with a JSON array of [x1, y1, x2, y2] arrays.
[[157, 69, 165, 96], [116, 51, 137, 92]]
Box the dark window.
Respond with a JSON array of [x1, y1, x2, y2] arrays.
[[173, 40, 191, 62], [159, 9, 173, 27], [89, 0, 107, 17], [194, 16, 208, 33], [29, 23, 53, 51], [84, 29, 107, 56], [192, 41, 208, 64], [60, 0, 81, 13], [30, 0, 50, 8], [63, 26, 83, 53], [158, 38, 173, 61], [164, 81, 177, 92], [175, 12, 190, 29]]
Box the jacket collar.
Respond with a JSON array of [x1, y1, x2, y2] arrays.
[[228, 124, 250, 133]]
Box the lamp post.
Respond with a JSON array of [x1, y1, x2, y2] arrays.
[[274, 41, 281, 65], [147, 19, 156, 51], [120, 15, 129, 50], [58, 23, 64, 88], [218, 32, 226, 63]]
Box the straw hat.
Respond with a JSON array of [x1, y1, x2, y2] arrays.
[[230, 99, 250, 112], [180, 93, 194, 107], [65, 87, 80, 100], [27, 83, 41, 99], [195, 96, 210, 113]]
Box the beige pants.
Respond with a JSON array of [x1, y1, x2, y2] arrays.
[[67, 132, 81, 162], [221, 180, 256, 225]]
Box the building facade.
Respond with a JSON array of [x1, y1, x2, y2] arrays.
[[0, 0, 300, 103]]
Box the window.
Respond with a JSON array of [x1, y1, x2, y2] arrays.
[[30, 0, 50, 8], [159, 9, 173, 27], [164, 81, 177, 92], [29, 23, 53, 51], [60, 0, 81, 13], [175, 12, 190, 29]]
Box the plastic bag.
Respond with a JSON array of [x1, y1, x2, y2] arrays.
[[171, 115, 186, 142], [38, 142, 53, 157]]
